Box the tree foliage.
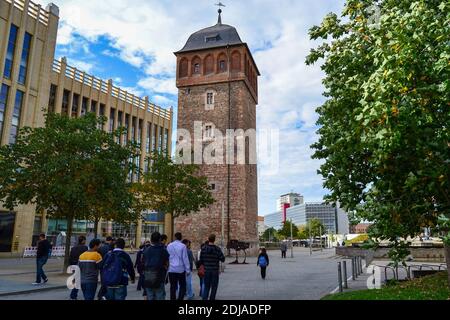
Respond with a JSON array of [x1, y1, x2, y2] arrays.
[[0, 113, 139, 268], [306, 219, 327, 238], [139, 152, 215, 239], [307, 0, 450, 280], [261, 227, 279, 242], [278, 220, 299, 239]]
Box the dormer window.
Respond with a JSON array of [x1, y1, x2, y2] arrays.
[[205, 34, 219, 43]]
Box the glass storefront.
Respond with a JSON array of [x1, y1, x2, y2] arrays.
[[0, 211, 16, 252]]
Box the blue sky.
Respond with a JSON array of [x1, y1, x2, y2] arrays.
[[35, 0, 346, 215]]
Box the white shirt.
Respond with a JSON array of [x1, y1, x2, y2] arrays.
[[167, 240, 191, 274]]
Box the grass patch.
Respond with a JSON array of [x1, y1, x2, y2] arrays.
[[322, 272, 450, 300]]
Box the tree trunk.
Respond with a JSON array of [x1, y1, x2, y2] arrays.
[[63, 218, 74, 272], [94, 218, 99, 239], [171, 214, 175, 241], [445, 243, 450, 289]]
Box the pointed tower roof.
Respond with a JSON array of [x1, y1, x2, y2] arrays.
[[176, 9, 243, 53]]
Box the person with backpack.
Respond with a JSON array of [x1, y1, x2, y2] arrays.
[[199, 234, 226, 301], [101, 238, 135, 300], [167, 232, 191, 300], [257, 248, 270, 280], [78, 239, 103, 300], [135, 241, 150, 292], [68, 236, 88, 300], [33, 234, 51, 285], [97, 236, 115, 300], [143, 232, 169, 301]]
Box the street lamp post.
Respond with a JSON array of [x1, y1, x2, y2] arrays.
[[290, 219, 294, 258], [309, 222, 312, 256]]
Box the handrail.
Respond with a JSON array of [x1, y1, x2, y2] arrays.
[[5, 0, 50, 26], [52, 59, 172, 120]]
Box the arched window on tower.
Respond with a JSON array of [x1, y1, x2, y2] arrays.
[[192, 56, 201, 75], [179, 58, 188, 78], [217, 53, 227, 73], [231, 51, 241, 72]]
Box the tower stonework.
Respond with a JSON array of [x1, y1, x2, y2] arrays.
[[174, 12, 259, 252]]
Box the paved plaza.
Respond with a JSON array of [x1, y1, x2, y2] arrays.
[[0, 248, 346, 300]]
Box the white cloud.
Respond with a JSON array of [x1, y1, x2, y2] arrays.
[[138, 77, 178, 96]]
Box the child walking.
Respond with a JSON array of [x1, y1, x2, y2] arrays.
[[257, 248, 269, 280]]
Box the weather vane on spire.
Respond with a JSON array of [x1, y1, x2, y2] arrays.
[[215, 2, 226, 24]]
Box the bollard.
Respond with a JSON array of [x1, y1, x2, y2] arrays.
[[357, 257, 362, 275], [352, 257, 356, 280], [359, 257, 363, 274], [343, 261, 348, 289], [338, 262, 343, 293]]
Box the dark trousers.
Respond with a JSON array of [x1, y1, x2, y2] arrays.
[[97, 284, 107, 300], [137, 273, 144, 291], [81, 283, 98, 300], [169, 272, 186, 300], [70, 288, 79, 300], [260, 267, 267, 279], [36, 256, 48, 283], [202, 271, 219, 301], [106, 286, 127, 301], [281, 251, 287, 259]]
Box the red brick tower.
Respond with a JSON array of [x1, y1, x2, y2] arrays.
[[174, 9, 259, 252]]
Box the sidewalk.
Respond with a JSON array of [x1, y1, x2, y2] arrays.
[[0, 257, 67, 296]]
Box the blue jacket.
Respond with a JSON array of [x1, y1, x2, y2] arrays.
[[143, 243, 169, 271]]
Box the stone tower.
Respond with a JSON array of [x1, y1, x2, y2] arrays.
[[174, 9, 259, 252]]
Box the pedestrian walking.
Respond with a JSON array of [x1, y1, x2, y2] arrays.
[[196, 241, 208, 297], [167, 232, 191, 300], [33, 234, 51, 285], [97, 236, 114, 300], [135, 241, 150, 292], [101, 238, 135, 301], [199, 234, 225, 301], [68, 236, 88, 300], [257, 248, 270, 280], [280, 241, 288, 259], [182, 239, 195, 300], [143, 232, 169, 301], [78, 239, 103, 300]]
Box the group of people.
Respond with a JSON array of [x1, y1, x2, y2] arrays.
[[35, 232, 274, 301], [65, 231, 226, 301]]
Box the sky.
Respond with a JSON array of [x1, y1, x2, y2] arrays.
[[35, 0, 346, 216]]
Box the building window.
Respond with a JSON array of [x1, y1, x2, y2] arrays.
[[9, 90, 24, 144], [131, 117, 137, 142], [219, 60, 226, 71], [124, 114, 130, 143], [81, 97, 88, 116], [159, 126, 164, 152], [72, 94, 79, 118], [109, 108, 116, 133], [0, 84, 10, 141], [164, 129, 169, 155], [99, 104, 105, 129], [194, 63, 200, 74], [204, 124, 215, 139], [4, 25, 18, 80], [90, 100, 97, 114], [62, 90, 70, 116], [18, 33, 32, 85], [146, 122, 152, 153], [207, 92, 214, 105], [137, 119, 143, 145], [210, 184, 216, 191], [117, 111, 123, 144], [152, 125, 157, 151], [48, 84, 57, 113]]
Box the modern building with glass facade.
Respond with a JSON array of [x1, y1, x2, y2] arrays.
[[0, 0, 173, 255], [264, 203, 350, 235]]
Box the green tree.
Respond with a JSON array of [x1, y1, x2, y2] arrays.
[[306, 219, 326, 238], [261, 227, 278, 242], [140, 152, 215, 240], [0, 113, 139, 269], [297, 225, 308, 240], [307, 1, 450, 284], [278, 220, 299, 239]]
